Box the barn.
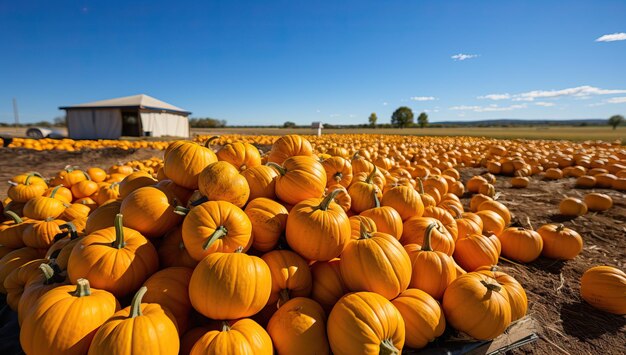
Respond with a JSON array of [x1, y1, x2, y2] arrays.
[[59, 94, 191, 139]]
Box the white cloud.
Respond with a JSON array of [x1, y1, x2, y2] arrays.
[[478, 94, 511, 100], [451, 53, 479, 61], [606, 96, 626, 104], [449, 104, 527, 112], [595, 33, 626, 42], [382, 102, 388, 106], [535, 102, 555, 107], [410, 96, 436, 101]]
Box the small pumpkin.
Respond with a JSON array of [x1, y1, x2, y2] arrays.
[[190, 319, 273, 355], [0, 211, 34, 248], [391, 288, 446, 349], [7, 173, 48, 203], [580, 266, 626, 315], [476, 210, 506, 236], [559, 197, 587, 217], [360, 192, 403, 239], [475, 265, 528, 321], [198, 161, 250, 208], [0, 247, 46, 293], [348, 167, 382, 214], [269, 156, 327, 205], [241, 165, 279, 200], [17, 262, 68, 325], [401, 218, 455, 255], [22, 188, 66, 220], [118, 171, 157, 199], [322, 156, 353, 188], [453, 233, 501, 272], [217, 141, 262, 171], [163, 140, 218, 189], [381, 185, 424, 221], [245, 198, 289, 252], [120, 186, 183, 238], [498, 227, 543, 263], [310, 258, 348, 314], [583, 193, 613, 212], [261, 250, 313, 306], [142, 267, 194, 334], [537, 224, 583, 260], [267, 134, 314, 165]]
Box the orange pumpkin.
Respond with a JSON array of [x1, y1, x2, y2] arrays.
[[163, 140, 218, 189], [322, 156, 353, 188], [475, 266, 528, 321], [310, 258, 348, 314], [360, 193, 403, 240], [580, 266, 626, 315], [217, 141, 262, 171], [142, 267, 194, 333], [391, 288, 446, 349], [381, 185, 424, 221], [476, 210, 506, 236], [241, 165, 279, 200], [157, 226, 198, 269], [261, 250, 313, 306], [453, 233, 501, 272], [559, 197, 587, 217], [190, 319, 273, 355], [402, 217, 455, 255], [498, 227, 543, 263], [118, 171, 157, 199], [120, 186, 183, 238], [348, 167, 382, 214], [267, 134, 313, 165], [270, 156, 327, 205], [17, 262, 69, 325], [583, 193, 613, 212], [0, 247, 46, 293], [245, 198, 288, 252], [477, 200, 511, 226], [198, 161, 250, 208], [537, 224, 583, 260]]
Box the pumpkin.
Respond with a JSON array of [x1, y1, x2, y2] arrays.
[[453, 233, 501, 271], [23, 192, 66, 220], [498, 227, 543, 263], [475, 266, 528, 321], [20, 279, 119, 355], [217, 141, 262, 171], [181, 327, 211, 355], [559, 197, 587, 217], [422, 206, 458, 240], [285, 190, 351, 261], [476, 210, 506, 236], [401, 217, 455, 255], [511, 176, 529, 188], [310, 258, 348, 314], [537, 224, 583, 260], [245, 198, 288, 252], [575, 175, 596, 188], [349, 215, 377, 239], [61, 202, 91, 221], [198, 161, 250, 208], [381, 185, 424, 221], [190, 319, 273, 355], [580, 266, 626, 315], [43, 185, 73, 204], [70, 176, 99, 199], [241, 165, 279, 200], [327, 184, 351, 212], [391, 289, 446, 349], [322, 156, 353, 188], [583, 193, 613, 212], [158, 226, 198, 269], [268, 134, 314, 165], [68, 214, 159, 298], [120, 186, 183, 238], [17, 262, 68, 325], [85, 200, 121, 234], [118, 171, 157, 199], [142, 267, 194, 334], [267, 297, 329, 355], [7, 173, 47, 203], [360, 192, 403, 239], [404, 223, 457, 299], [181, 200, 252, 261], [0, 247, 46, 293], [415, 178, 437, 208], [340, 225, 411, 300], [3, 258, 47, 310], [477, 200, 511, 226], [269, 156, 327, 205], [348, 167, 382, 214], [163, 140, 218, 189], [261, 250, 313, 306], [466, 176, 488, 193], [22, 219, 68, 249], [443, 272, 511, 340], [86, 167, 107, 182], [155, 179, 194, 206], [327, 292, 405, 355], [88, 286, 180, 355], [0, 211, 34, 248], [452, 210, 483, 240], [469, 194, 492, 212], [189, 249, 271, 320]]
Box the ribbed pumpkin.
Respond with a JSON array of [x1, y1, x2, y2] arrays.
[[537, 224, 583, 260], [269, 156, 327, 205], [267, 297, 330, 355], [453, 233, 501, 271], [67, 214, 159, 298], [559, 197, 587, 217], [85, 200, 121, 234], [261, 250, 313, 306], [155, 179, 194, 207], [20, 279, 119, 355], [190, 319, 273, 355], [310, 258, 348, 314], [189, 249, 271, 320], [349, 215, 377, 239], [348, 167, 382, 214], [381, 185, 424, 221], [61, 202, 91, 221], [157, 226, 198, 269], [285, 190, 351, 261], [391, 288, 446, 349], [328, 292, 405, 355], [181, 200, 252, 261], [443, 272, 512, 340], [22, 218, 67, 249], [0, 247, 46, 293], [17, 263, 68, 325], [469, 194, 492, 212], [452, 209, 483, 240], [360, 192, 403, 239], [580, 266, 626, 315], [475, 266, 528, 321], [142, 267, 194, 333], [120, 186, 183, 238], [217, 141, 262, 171], [477, 200, 511, 226], [340, 225, 411, 300], [476, 210, 506, 236], [401, 217, 455, 255], [404, 223, 457, 300], [198, 161, 250, 208], [118, 171, 157, 199], [163, 140, 218, 189], [7, 173, 47, 203], [322, 156, 353, 188], [3, 258, 48, 310], [88, 286, 180, 355], [499, 227, 543, 263], [422, 206, 458, 241], [0, 211, 34, 248], [23, 193, 66, 220], [245, 198, 288, 252], [583, 193, 613, 212], [241, 165, 279, 200], [267, 134, 313, 165]]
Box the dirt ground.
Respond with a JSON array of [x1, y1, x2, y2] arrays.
[[1, 148, 624, 354]]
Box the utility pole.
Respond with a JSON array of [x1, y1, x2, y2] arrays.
[[12, 98, 20, 135]]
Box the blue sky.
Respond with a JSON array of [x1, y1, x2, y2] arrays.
[[1, 1, 625, 125]]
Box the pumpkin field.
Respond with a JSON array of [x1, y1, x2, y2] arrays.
[[0, 134, 624, 355]]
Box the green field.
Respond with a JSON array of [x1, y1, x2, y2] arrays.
[[192, 126, 625, 142]]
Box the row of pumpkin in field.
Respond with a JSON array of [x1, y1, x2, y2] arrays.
[[0, 134, 624, 355]]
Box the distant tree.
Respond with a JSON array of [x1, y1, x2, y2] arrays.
[[189, 117, 227, 128], [608, 115, 624, 130], [417, 112, 429, 128], [391, 106, 414, 128], [368, 113, 378, 127], [53, 116, 66, 126], [283, 121, 296, 128]]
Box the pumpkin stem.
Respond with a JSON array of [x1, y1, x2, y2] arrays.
[[190, 196, 209, 207], [39, 263, 55, 282], [82, 171, 91, 181], [266, 162, 286, 176], [365, 166, 377, 184], [174, 206, 190, 216], [112, 214, 126, 249], [373, 189, 381, 208], [480, 279, 502, 293], [234, 246, 244, 253], [3, 211, 23, 224], [556, 224, 565, 232], [203, 226, 228, 250], [61, 222, 78, 240], [73, 278, 91, 297], [333, 172, 343, 182], [7, 181, 18, 186], [449, 205, 463, 219], [129, 286, 148, 318], [25, 173, 42, 186], [49, 185, 63, 199], [316, 189, 341, 211], [277, 289, 291, 309], [416, 178, 425, 194], [359, 221, 372, 240], [379, 338, 400, 355], [204, 135, 220, 148], [421, 223, 438, 252], [221, 321, 231, 332]]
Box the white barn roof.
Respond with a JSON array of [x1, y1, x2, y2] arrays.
[[60, 94, 190, 115]]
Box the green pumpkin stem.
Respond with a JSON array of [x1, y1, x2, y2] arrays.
[[3, 211, 23, 224], [25, 173, 42, 186], [174, 206, 190, 216], [234, 246, 244, 253], [359, 221, 372, 240], [373, 189, 381, 208], [203, 226, 228, 250], [49, 185, 63, 199], [421, 223, 437, 252], [365, 166, 377, 184], [449, 205, 463, 219], [39, 263, 55, 282], [266, 162, 286, 176], [556, 224, 565, 232], [204, 135, 220, 148], [73, 278, 92, 297], [316, 189, 341, 211], [221, 321, 231, 332], [416, 178, 425, 194], [333, 172, 343, 182], [379, 338, 400, 355], [82, 171, 92, 181], [113, 214, 126, 249], [189, 196, 209, 207], [61, 222, 78, 240], [129, 286, 148, 318], [480, 280, 502, 292]]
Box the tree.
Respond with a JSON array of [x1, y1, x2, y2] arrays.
[[391, 106, 414, 128], [368, 113, 378, 127], [53, 116, 66, 126], [608, 115, 624, 130], [283, 121, 296, 128], [189, 117, 227, 128], [417, 112, 429, 128]]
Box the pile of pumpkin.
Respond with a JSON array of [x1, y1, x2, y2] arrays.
[[1, 134, 625, 355], [4, 137, 171, 151]]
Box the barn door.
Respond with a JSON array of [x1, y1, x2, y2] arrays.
[[121, 111, 142, 136]]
